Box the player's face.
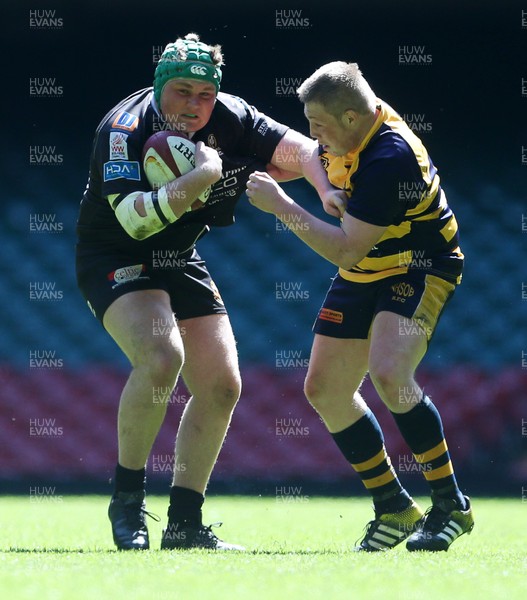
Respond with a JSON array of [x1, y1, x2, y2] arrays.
[[304, 102, 355, 156], [160, 78, 217, 132]]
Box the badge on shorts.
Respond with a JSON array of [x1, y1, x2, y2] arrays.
[[107, 264, 149, 289], [318, 308, 343, 324]]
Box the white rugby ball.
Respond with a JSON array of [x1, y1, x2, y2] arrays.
[[142, 131, 210, 208]]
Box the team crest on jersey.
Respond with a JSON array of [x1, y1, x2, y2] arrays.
[[107, 264, 149, 289], [109, 132, 129, 160], [103, 160, 141, 182], [112, 111, 139, 131]]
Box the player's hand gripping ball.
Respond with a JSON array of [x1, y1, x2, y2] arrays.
[[142, 131, 211, 210]]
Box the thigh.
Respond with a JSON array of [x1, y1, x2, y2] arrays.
[[373, 272, 456, 343], [369, 273, 456, 376], [369, 311, 428, 382], [307, 333, 370, 397], [76, 248, 170, 324], [166, 249, 227, 321], [312, 274, 378, 340], [103, 289, 183, 367], [178, 313, 241, 398]]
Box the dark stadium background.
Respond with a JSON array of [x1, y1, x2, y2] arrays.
[[2, 0, 526, 497]]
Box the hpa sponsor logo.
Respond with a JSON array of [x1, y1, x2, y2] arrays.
[[103, 160, 140, 182]]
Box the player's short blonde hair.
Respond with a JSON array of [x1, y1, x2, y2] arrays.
[[297, 62, 377, 116]]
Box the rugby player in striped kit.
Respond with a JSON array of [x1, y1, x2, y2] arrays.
[[247, 61, 474, 552]]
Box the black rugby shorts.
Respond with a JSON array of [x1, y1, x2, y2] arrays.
[[76, 246, 226, 325]]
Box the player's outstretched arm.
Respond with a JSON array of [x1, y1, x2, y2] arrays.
[[246, 170, 386, 269]]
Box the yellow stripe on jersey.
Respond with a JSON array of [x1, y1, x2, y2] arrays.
[[440, 215, 459, 242], [339, 266, 409, 283]]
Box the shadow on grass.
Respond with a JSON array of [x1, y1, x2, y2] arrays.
[[249, 549, 351, 556], [2, 547, 117, 554], [3, 547, 353, 556]]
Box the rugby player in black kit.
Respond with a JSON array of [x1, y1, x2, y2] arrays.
[[76, 33, 339, 551]]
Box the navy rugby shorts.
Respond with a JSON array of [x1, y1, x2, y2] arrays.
[[76, 245, 226, 325], [313, 271, 456, 343]]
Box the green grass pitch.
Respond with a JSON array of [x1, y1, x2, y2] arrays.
[[1, 495, 524, 599]]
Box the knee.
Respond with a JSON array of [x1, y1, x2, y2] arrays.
[[135, 339, 184, 387], [304, 371, 331, 414], [369, 359, 410, 407], [210, 371, 242, 413]]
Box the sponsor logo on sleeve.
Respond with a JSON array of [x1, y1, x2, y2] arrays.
[[318, 308, 344, 324], [111, 111, 139, 131], [103, 160, 141, 182], [109, 132, 129, 160]]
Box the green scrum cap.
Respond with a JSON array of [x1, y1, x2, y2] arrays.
[[154, 37, 222, 106]]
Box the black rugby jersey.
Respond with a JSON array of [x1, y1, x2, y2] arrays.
[[321, 101, 463, 284], [77, 88, 288, 252]]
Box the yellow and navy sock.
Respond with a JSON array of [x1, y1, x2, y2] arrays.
[[391, 395, 466, 508], [331, 411, 411, 515]]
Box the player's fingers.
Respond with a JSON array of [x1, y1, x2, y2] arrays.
[[323, 203, 341, 218]]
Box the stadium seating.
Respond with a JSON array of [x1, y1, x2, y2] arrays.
[[1, 180, 526, 493]]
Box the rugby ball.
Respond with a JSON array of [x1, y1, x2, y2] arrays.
[[142, 131, 210, 208]]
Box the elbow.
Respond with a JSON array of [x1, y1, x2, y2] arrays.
[[124, 225, 151, 241], [336, 249, 359, 271]]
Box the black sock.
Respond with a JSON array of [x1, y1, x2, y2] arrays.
[[331, 411, 411, 515], [391, 395, 465, 508], [114, 463, 146, 494], [168, 485, 204, 527]]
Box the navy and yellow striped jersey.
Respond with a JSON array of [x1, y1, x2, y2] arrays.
[[321, 101, 463, 284]]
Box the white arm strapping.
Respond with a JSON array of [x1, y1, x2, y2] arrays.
[[111, 188, 177, 240]]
